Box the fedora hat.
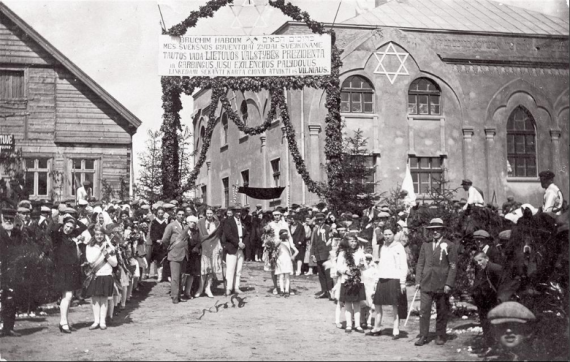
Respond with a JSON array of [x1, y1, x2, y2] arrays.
[[426, 218, 445, 229]]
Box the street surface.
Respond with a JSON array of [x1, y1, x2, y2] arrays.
[[1, 262, 482, 361]]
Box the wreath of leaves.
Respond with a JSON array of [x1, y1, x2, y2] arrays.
[[161, 0, 343, 200]]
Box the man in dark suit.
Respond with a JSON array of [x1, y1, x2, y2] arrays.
[[415, 218, 458, 346], [288, 213, 306, 276], [310, 212, 333, 299], [471, 252, 503, 357], [0, 208, 22, 337], [240, 206, 254, 262], [222, 205, 248, 296], [161, 208, 189, 304]]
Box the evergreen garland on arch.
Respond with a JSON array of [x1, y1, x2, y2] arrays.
[[161, 0, 343, 200]]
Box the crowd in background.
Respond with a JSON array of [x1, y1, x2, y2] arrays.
[[1, 170, 567, 361]]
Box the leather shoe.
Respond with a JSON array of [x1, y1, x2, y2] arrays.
[[318, 292, 330, 299], [179, 297, 189, 302], [314, 291, 323, 296], [415, 337, 428, 346], [172, 298, 180, 304], [435, 336, 446, 345]]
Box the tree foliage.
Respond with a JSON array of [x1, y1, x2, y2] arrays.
[[137, 129, 163, 203], [325, 129, 375, 215]]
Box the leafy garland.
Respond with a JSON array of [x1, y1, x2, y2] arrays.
[[161, 0, 343, 200], [342, 245, 362, 293]]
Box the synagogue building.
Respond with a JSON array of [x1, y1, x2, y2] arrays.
[[192, 0, 569, 209]]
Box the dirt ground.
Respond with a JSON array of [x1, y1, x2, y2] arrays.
[[1, 262, 484, 361]]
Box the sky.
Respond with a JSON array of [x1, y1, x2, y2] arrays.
[[3, 0, 569, 178]]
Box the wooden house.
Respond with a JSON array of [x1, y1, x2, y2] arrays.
[[0, 3, 141, 201]]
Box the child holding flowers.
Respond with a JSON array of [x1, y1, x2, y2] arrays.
[[336, 234, 367, 333]]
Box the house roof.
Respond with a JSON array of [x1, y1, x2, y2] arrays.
[[0, 2, 142, 130], [341, 0, 569, 36]]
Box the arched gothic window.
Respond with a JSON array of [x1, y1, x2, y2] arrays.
[[408, 78, 441, 115], [340, 75, 374, 113], [507, 106, 537, 177]]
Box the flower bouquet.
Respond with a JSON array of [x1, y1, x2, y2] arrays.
[[262, 227, 280, 271]]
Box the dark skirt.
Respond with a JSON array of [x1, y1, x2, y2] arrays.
[[295, 247, 306, 263], [373, 278, 401, 306], [85, 275, 114, 298], [339, 282, 366, 303], [186, 253, 201, 276], [151, 242, 166, 263], [55, 264, 82, 292]]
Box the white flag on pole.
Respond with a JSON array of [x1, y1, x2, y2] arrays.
[[401, 159, 416, 210]]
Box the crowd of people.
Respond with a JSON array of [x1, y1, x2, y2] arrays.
[[0, 169, 566, 360]]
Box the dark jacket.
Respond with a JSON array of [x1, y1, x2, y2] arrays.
[[222, 216, 248, 255], [472, 262, 502, 307], [150, 218, 168, 242], [415, 238, 458, 293], [310, 223, 331, 262], [290, 222, 306, 251], [51, 222, 87, 267], [0, 226, 23, 288]]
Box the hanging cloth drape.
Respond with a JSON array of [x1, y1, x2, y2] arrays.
[[237, 186, 285, 200]]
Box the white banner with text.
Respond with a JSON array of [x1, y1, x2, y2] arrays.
[[159, 34, 331, 77]]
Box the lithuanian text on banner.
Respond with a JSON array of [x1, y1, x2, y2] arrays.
[[159, 34, 331, 77]]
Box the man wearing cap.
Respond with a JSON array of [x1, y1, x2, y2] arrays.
[[461, 179, 485, 211], [75, 180, 91, 204], [415, 218, 458, 346], [310, 212, 333, 300], [221, 205, 249, 295], [487, 301, 537, 360], [539, 170, 564, 215], [76, 199, 90, 226], [16, 205, 32, 232], [473, 230, 502, 265], [0, 208, 23, 336]]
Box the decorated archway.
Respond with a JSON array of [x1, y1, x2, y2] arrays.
[[160, 0, 343, 200]]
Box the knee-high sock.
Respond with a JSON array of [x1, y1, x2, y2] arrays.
[[345, 302, 354, 329], [374, 304, 383, 330], [279, 274, 284, 292], [284, 275, 290, 293], [335, 302, 343, 324], [99, 299, 108, 327], [392, 305, 400, 335], [353, 304, 361, 328], [91, 297, 101, 325]]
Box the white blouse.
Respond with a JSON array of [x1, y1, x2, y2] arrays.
[[377, 241, 408, 285], [86, 239, 118, 276]]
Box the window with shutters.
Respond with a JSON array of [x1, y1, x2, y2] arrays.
[[408, 78, 441, 115], [507, 106, 537, 178], [340, 75, 374, 113]]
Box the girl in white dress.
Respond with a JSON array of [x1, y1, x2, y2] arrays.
[[274, 229, 298, 297]]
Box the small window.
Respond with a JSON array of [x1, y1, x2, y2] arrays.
[[241, 170, 249, 205], [222, 177, 229, 207], [24, 158, 49, 197], [409, 157, 443, 194], [408, 78, 441, 115], [221, 114, 229, 146], [201, 185, 207, 205], [507, 106, 537, 177], [71, 159, 97, 196], [341, 75, 374, 113], [271, 159, 280, 187], [0, 70, 25, 100]]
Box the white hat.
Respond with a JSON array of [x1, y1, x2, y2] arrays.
[[186, 215, 199, 224]]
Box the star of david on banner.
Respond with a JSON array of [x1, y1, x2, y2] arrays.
[[229, 0, 272, 35], [373, 42, 409, 84]]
